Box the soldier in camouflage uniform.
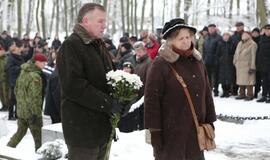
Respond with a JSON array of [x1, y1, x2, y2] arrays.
[[7, 53, 47, 151], [0, 43, 9, 111]]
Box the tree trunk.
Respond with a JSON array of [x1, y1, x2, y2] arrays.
[[127, 0, 130, 34], [7, 0, 15, 33], [184, 0, 191, 23], [17, 0, 22, 38], [121, 0, 125, 34], [134, 0, 138, 37], [237, 0, 240, 16], [176, 0, 181, 17], [63, 0, 68, 37], [140, 0, 146, 32], [131, 0, 134, 35], [36, 0, 40, 33], [70, 0, 74, 30], [207, 0, 210, 17], [150, 0, 154, 33], [49, 0, 56, 37], [257, 0, 268, 27], [111, 1, 117, 35], [247, 0, 250, 19], [0, 1, 2, 32], [103, 0, 108, 10], [26, 0, 33, 34], [162, 0, 167, 25], [55, 0, 60, 35], [229, 0, 233, 19], [41, 0, 46, 39]]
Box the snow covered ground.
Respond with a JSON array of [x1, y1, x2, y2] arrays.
[[0, 96, 270, 160]]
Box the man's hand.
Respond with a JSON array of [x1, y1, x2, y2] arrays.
[[121, 98, 138, 117], [111, 99, 124, 114]]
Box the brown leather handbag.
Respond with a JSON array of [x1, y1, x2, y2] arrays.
[[169, 65, 216, 151]]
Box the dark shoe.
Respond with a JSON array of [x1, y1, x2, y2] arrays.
[[266, 98, 270, 103], [235, 96, 245, 100], [214, 92, 219, 97], [220, 94, 226, 98], [257, 97, 267, 102], [8, 117, 16, 121], [0, 106, 8, 111], [244, 97, 253, 101]]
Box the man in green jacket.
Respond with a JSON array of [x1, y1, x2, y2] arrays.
[[7, 53, 47, 151], [0, 43, 9, 111]]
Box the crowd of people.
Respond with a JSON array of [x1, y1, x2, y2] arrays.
[[0, 2, 269, 159]]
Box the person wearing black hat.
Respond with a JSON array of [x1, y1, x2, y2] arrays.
[[256, 24, 270, 103], [144, 18, 216, 160], [251, 27, 262, 98], [231, 22, 245, 95], [203, 23, 222, 96]]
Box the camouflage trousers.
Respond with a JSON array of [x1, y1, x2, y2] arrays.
[[0, 80, 9, 108], [7, 118, 42, 151]]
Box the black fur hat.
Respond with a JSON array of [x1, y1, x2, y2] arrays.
[[162, 18, 196, 40]]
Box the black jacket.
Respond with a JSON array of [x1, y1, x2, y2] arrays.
[[257, 34, 270, 73], [203, 33, 222, 66], [5, 48, 33, 87], [57, 24, 114, 148], [44, 69, 61, 121], [217, 39, 234, 84]]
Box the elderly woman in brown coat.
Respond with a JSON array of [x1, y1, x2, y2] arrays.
[[233, 31, 257, 101], [144, 18, 216, 160]]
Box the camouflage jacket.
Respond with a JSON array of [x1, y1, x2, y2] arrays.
[[0, 54, 7, 82], [15, 61, 43, 119]]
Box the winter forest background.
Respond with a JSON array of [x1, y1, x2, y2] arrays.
[[0, 0, 269, 40]]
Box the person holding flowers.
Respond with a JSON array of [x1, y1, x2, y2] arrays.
[[57, 3, 127, 160]]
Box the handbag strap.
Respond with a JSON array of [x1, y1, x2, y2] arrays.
[[168, 64, 200, 131]]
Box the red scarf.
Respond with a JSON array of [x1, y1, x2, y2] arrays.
[[172, 43, 194, 57]]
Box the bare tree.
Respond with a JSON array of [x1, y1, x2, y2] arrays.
[[257, 0, 268, 27], [134, 0, 138, 36], [7, 0, 15, 33], [63, 0, 68, 37], [121, 0, 126, 34], [127, 0, 130, 34], [176, 0, 181, 17], [140, 0, 146, 32], [229, 0, 233, 19], [247, 0, 250, 19], [207, 0, 210, 17], [49, 0, 56, 37], [184, 0, 191, 22], [130, 0, 134, 35], [103, 0, 108, 9], [150, 0, 154, 33], [0, 1, 3, 32], [237, 0, 240, 16], [36, 0, 40, 33], [162, 0, 167, 25], [17, 0, 22, 38], [55, 0, 60, 35], [41, 0, 46, 38], [26, 0, 33, 34]]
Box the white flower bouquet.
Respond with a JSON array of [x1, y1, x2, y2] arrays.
[[37, 139, 68, 160], [104, 70, 143, 159]]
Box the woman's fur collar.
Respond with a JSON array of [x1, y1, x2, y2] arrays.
[[159, 42, 202, 63]]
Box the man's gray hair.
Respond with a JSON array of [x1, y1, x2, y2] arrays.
[[133, 41, 146, 50], [77, 3, 105, 23]]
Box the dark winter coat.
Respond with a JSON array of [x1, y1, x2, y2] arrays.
[[203, 33, 222, 66], [0, 36, 13, 51], [231, 31, 243, 52], [44, 69, 61, 121], [257, 34, 270, 73], [5, 48, 33, 87], [117, 50, 136, 69], [52, 39, 62, 49], [217, 39, 234, 85], [57, 24, 114, 148], [145, 43, 216, 160], [118, 54, 151, 133]]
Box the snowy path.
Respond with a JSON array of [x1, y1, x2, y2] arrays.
[[0, 97, 270, 160]]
